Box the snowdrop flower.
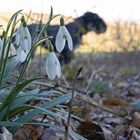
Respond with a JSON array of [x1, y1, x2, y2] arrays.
[[16, 17, 31, 50], [10, 42, 17, 56], [55, 17, 73, 53], [15, 16, 31, 62], [46, 47, 61, 80], [16, 47, 27, 63]]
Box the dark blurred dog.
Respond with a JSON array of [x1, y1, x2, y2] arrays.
[[28, 12, 107, 63]]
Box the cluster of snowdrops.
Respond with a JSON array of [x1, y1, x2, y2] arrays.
[[0, 9, 88, 140], [0, 11, 73, 80]]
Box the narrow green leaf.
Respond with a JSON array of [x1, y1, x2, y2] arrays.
[[12, 93, 71, 132], [24, 122, 87, 140], [8, 106, 32, 119], [12, 89, 39, 108], [1, 78, 41, 109], [3, 57, 19, 82], [27, 105, 67, 120], [47, 6, 53, 23], [33, 36, 50, 47], [0, 121, 22, 127]]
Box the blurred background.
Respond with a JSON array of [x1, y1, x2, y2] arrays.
[[0, 0, 140, 22]]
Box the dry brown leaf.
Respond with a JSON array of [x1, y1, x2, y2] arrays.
[[77, 121, 105, 140], [102, 98, 127, 106]]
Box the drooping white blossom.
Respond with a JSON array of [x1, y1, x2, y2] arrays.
[[15, 17, 31, 62], [15, 24, 31, 51], [55, 17, 73, 53], [46, 52, 61, 80]]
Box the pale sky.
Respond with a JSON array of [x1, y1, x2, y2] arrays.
[[0, 0, 140, 22]]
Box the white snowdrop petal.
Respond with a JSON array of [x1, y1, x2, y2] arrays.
[[15, 34, 20, 46], [46, 53, 57, 80], [55, 27, 65, 53], [10, 43, 16, 55], [63, 26, 73, 51], [17, 48, 27, 62], [67, 33, 73, 51], [19, 29, 25, 50], [20, 39, 25, 50], [16, 23, 32, 54], [20, 51, 27, 62], [56, 58, 61, 78], [46, 52, 62, 80], [24, 27, 31, 50], [53, 53, 61, 78], [24, 39, 29, 51], [15, 25, 22, 46]]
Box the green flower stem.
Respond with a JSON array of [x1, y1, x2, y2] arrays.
[[0, 10, 22, 87]]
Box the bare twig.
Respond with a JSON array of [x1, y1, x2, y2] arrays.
[[65, 67, 83, 140]]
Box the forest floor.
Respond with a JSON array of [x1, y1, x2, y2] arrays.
[[18, 50, 140, 140]]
